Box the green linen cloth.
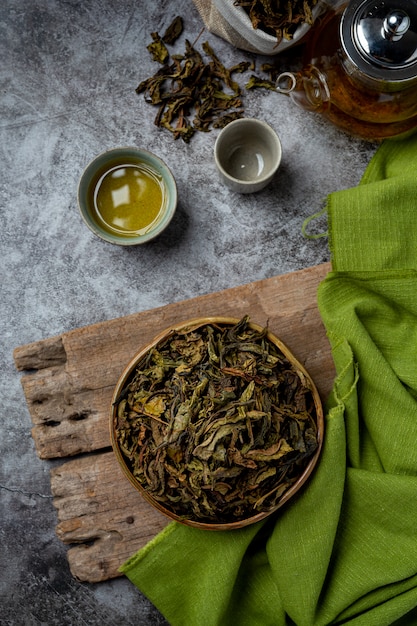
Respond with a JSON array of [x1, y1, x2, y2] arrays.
[[120, 132, 417, 626]]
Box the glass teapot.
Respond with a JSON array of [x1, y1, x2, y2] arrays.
[[276, 0, 417, 140]]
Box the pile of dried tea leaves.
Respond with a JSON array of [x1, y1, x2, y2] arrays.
[[234, 0, 319, 43], [114, 316, 320, 524], [136, 16, 253, 143]]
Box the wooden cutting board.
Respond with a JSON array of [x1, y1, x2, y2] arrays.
[[14, 262, 335, 583]]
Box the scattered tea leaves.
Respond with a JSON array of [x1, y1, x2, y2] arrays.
[[114, 316, 320, 524], [137, 18, 257, 142], [246, 63, 284, 91], [137, 17, 307, 141]]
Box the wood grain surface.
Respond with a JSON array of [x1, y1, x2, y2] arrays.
[[14, 262, 335, 582]]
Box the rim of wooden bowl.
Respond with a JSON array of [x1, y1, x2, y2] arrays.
[[110, 317, 324, 530]]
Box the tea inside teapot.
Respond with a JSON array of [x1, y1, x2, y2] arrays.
[[276, 0, 417, 140]]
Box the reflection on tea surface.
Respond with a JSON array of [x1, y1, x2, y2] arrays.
[[93, 163, 164, 236]]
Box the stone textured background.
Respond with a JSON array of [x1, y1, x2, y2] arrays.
[[1, 1, 376, 624]]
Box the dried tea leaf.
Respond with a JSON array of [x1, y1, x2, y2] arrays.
[[202, 41, 240, 95], [114, 316, 321, 524], [245, 75, 277, 91], [162, 16, 183, 45], [147, 32, 169, 64], [212, 111, 244, 129]]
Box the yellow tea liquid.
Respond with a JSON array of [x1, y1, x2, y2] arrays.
[[92, 162, 165, 236]]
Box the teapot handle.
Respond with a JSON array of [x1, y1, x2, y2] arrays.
[[275, 66, 330, 112]]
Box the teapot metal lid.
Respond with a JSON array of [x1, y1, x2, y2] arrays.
[[340, 0, 417, 89]]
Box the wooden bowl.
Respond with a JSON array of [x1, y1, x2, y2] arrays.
[[110, 316, 324, 530]]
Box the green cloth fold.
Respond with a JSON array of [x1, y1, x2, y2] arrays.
[[120, 132, 417, 625]]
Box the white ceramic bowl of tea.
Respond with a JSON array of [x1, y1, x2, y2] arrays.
[[214, 118, 282, 193], [77, 147, 177, 245]]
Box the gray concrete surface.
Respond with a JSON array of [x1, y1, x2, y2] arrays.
[[1, 1, 377, 624]]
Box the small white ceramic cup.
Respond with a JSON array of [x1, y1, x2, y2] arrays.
[[214, 118, 282, 193]]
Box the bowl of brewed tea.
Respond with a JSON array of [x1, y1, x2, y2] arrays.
[[77, 147, 177, 245], [110, 316, 324, 529]]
